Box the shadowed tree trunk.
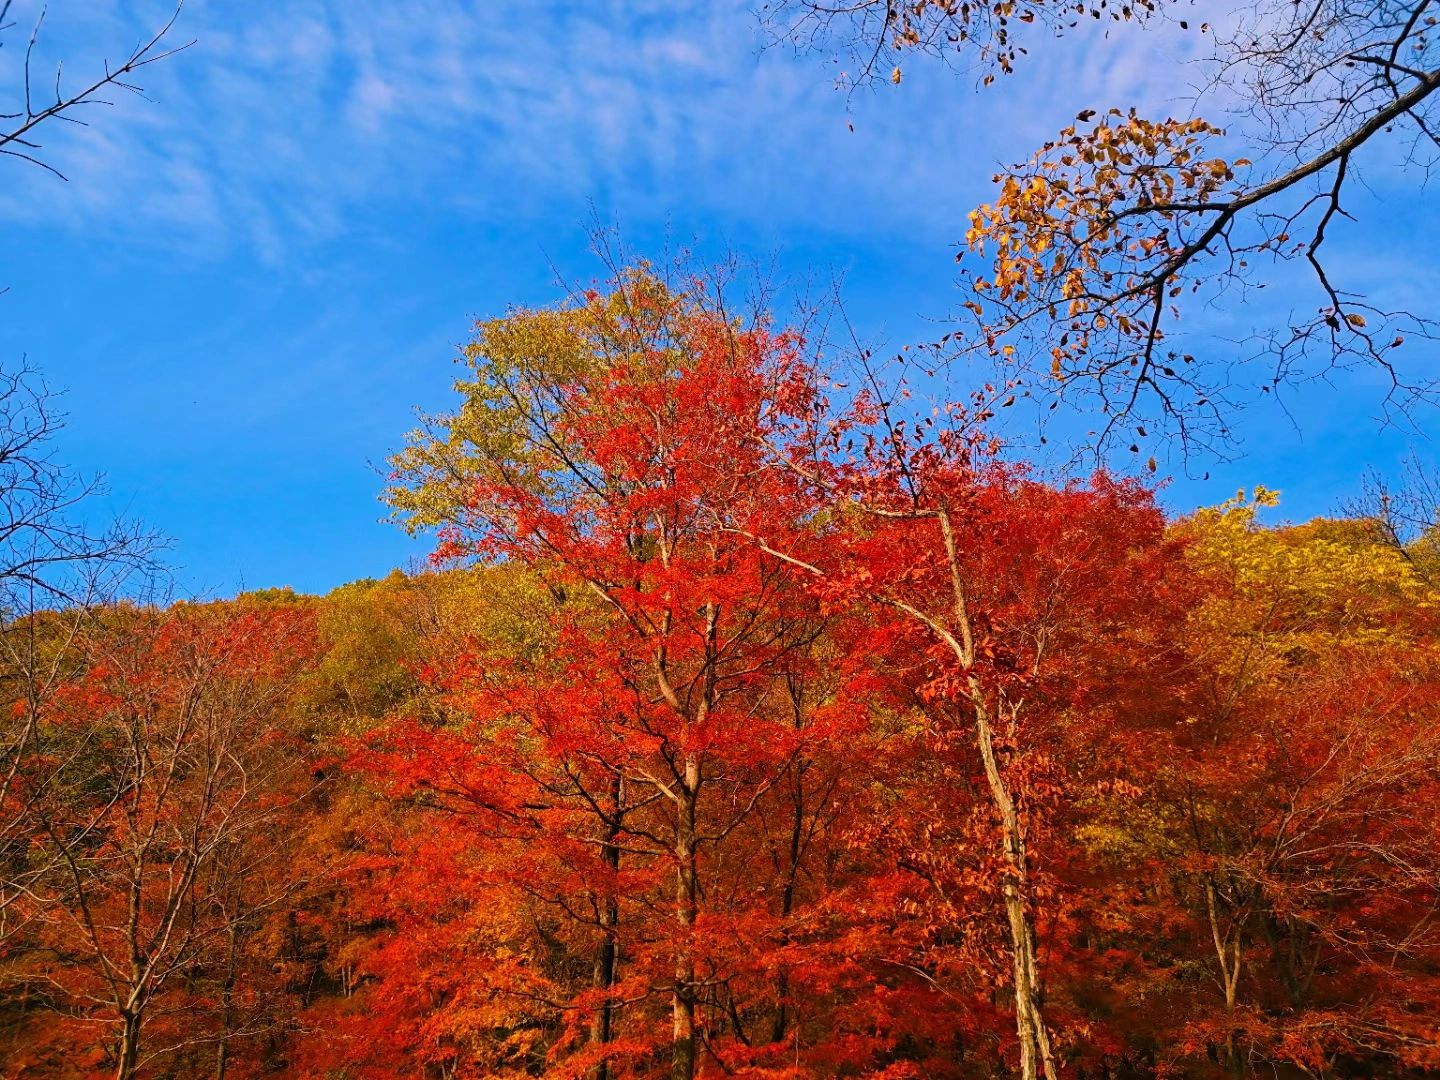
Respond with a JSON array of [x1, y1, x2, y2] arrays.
[[590, 776, 623, 1080]]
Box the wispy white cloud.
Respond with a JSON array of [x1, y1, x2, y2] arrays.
[[0, 0, 1214, 258]]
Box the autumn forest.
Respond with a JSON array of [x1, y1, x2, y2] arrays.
[[3, 2, 1440, 1080]]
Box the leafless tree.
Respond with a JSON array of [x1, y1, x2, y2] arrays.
[[0, 0, 189, 182], [1346, 451, 1440, 583], [0, 372, 161, 955], [0, 0, 186, 955], [763, 0, 1440, 454], [3, 602, 316, 1080]]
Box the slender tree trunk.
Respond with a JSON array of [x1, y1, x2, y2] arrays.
[[215, 921, 239, 1080], [672, 760, 699, 1080], [771, 766, 805, 1045], [1204, 879, 1245, 1078], [591, 777, 622, 1080], [931, 504, 1057, 1080], [972, 697, 1057, 1080], [115, 1009, 141, 1080]]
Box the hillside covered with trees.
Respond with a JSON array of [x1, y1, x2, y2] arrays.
[[3, 0, 1440, 1076], [2, 273, 1437, 1078]]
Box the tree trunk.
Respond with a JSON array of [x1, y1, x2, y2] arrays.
[[973, 698, 1057, 1080], [672, 760, 699, 1080], [931, 505, 1058, 1080], [215, 921, 239, 1080], [115, 1010, 141, 1080], [771, 764, 805, 1045], [1204, 879, 1245, 1078], [591, 778, 622, 1080]]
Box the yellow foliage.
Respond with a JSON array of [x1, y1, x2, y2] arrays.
[[1174, 487, 1434, 695], [386, 266, 701, 536], [306, 565, 559, 731]]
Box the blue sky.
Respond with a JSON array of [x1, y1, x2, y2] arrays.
[[4, 0, 1436, 595]]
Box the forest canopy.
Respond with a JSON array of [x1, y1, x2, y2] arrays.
[[3, 270, 1438, 1079], [2, 1, 1439, 1077]]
